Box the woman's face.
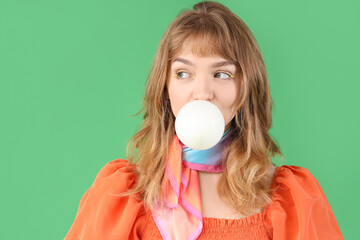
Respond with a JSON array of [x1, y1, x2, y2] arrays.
[[166, 47, 238, 132]]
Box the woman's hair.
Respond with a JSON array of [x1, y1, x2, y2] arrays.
[[121, 0, 284, 216]]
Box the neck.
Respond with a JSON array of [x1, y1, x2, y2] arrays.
[[180, 123, 233, 173]]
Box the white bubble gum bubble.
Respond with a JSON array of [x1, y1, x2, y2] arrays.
[[175, 100, 225, 150]]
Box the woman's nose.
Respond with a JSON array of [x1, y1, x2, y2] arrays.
[[192, 74, 214, 101]]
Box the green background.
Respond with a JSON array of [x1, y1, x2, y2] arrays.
[[1, 0, 358, 239]]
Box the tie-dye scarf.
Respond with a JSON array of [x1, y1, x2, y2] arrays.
[[152, 125, 233, 240]]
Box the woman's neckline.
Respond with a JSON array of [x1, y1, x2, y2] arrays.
[[202, 165, 282, 223]]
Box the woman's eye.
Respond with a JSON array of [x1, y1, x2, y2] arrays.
[[173, 71, 233, 80], [175, 71, 191, 79], [214, 72, 232, 79]]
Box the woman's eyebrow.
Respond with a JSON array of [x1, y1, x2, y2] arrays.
[[172, 57, 235, 68]]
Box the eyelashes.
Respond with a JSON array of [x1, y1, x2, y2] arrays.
[[173, 71, 194, 79], [172, 70, 235, 80]]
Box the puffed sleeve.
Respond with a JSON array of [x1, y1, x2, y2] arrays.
[[265, 165, 344, 240], [64, 159, 148, 240]]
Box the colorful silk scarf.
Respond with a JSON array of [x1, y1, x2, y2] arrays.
[[152, 124, 234, 240]]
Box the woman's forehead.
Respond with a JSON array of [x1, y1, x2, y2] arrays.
[[172, 51, 229, 62], [171, 55, 236, 70]]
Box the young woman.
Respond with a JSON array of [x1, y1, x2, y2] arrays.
[[64, 1, 343, 239]]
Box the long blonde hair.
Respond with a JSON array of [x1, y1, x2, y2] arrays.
[[121, 0, 284, 216]]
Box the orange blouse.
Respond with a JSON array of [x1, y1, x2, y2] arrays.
[[64, 159, 344, 240]]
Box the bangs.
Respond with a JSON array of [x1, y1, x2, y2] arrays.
[[169, 29, 232, 61], [181, 33, 224, 58]]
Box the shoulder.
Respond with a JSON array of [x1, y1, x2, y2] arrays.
[[65, 159, 148, 240], [82, 158, 140, 200], [272, 165, 319, 191], [268, 165, 328, 208], [96, 158, 137, 177], [93, 158, 138, 189], [265, 165, 344, 239], [270, 165, 329, 200]]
